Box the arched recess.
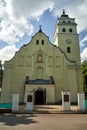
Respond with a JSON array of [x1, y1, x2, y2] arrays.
[[19, 56, 24, 66], [37, 54, 43, 62], [36, 67, 43, 79], [48, 56, 53, 67], [26, 56, 32, 66], [56, 56, 60, 66]]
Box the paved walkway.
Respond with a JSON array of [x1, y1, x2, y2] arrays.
[[0, 113, 87, 130]]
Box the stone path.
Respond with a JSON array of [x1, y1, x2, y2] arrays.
[[0, 113, 87, 130]]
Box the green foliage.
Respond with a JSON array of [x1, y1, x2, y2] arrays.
[[0, 61, 3, 88], [82, 60, 87, 98]]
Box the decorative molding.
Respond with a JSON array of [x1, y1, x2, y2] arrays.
[[5, 64, 13, 68]]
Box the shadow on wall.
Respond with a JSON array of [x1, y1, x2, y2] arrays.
[[0, 114, 38, 126]]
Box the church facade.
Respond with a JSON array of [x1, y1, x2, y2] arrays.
[[0, 11, 83, 104]]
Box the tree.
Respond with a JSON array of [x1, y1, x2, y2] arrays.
[[82, 60, 87, 98], [0, 60, 3, 88]]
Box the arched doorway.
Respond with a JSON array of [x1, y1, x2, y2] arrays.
[[35, 88, 46, 105]]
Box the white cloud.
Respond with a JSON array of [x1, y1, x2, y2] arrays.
[[0, 0, 54, 45], [0, 45, 17, 63], [81, 47, 87, 62], [0, 0, 54, 62], [52, 0, 87, 33], [0, 0, 87, 62], [80, 36, 87, 46], [0, 0, 87, 44]]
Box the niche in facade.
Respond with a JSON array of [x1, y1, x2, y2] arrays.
[[36, 67, 43, 79], [48, 56, 53, 67], [26, 56, 32, 66], [37, 54, 43, 62], [19, 56, 24, 66], [56, 56, 60, 67]]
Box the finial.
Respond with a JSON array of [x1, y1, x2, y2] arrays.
[[61, 9, 68, 17], [39, 25, 42, 32], [63, 9, 65, 15]]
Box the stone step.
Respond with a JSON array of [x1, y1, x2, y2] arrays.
[[19, 105, 78, 112]]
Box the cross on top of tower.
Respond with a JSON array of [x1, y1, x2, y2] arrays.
[[39, 25, 42, 32], [63, 9, 65, 15], [61, 9, 68, 18]]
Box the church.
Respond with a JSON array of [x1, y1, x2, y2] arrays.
[[0, 10, 83, 105]]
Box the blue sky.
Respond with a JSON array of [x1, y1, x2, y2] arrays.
[[0, 0, 87, 63]]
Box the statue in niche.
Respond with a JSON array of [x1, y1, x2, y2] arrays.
[[37, 54, 43, 62]]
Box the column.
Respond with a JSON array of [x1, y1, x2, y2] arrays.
[[62, 91, 71, 111], [26, 91, 33, 111], [78, 93, 85, 111], [12, 93, 19, 111]]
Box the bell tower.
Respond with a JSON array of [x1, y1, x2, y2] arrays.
[[54, 10, 81, 64]]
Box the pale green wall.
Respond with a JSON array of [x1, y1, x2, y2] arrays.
[[0, 13, 83, 103]]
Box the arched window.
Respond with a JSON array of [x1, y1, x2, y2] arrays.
[[36, 40, 39, 45], [69, 28, 72, 32], [67, 46, 71, 53], [42, 40, 44, 45], [62, 28, 66, 32]]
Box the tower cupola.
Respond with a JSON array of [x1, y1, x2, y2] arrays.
[[54, 10, 80, 63]]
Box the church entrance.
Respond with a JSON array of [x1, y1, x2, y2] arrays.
[[34, 88, 46, 105]]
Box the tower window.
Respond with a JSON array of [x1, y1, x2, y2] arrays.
[[69, 28, 73, 32], [63, 21, 65, 23], [36, 40, 39, 45], [42, 40, 44, 45], [62, 28, 66, 32], [68, 20, 70, 23], [67, 46, 71, 53]]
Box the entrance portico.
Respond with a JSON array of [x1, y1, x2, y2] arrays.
[[24, 77, 55, 104], [25, 84, 55, 104]]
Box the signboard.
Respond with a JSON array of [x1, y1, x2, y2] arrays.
[[27, 95, 32, 102], [26, 92, 33, 110], [64, 94, 69, 102], [62, 91, 71, 110]]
